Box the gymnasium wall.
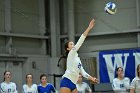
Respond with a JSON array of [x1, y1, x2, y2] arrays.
[[0, 0, 140, 92], [0, 0, 4, 32], [75, 0, 137, 34], [74, 0, 139, 52], [0, 0, 49, 92], [11, 0, 40, 35]]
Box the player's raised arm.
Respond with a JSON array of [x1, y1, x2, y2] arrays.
[[73, 19, 95, 52], [83, 19, 95, 37]]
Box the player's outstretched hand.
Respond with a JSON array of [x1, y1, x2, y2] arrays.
[[88, 19, 95, 30], [91, 77, 99, 84]]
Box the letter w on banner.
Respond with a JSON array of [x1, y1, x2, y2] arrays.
[[99, 48, 140, 83]]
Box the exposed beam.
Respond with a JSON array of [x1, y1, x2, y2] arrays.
[[136, 0, 140, 28], [68, 0, 75, 42], [60, 29, 140, 39], [39, 0, 46, 55], [138, 33, 140, 47], [0, 32, 49, 39]]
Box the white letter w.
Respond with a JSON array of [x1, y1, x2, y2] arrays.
[[103, 53, 129, 82]]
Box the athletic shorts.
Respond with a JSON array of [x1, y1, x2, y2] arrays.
[[60, 77, 76, 91]]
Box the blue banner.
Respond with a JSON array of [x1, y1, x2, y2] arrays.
[[99, 49, 140, 83]]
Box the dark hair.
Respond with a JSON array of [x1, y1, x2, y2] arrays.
[[57, 41, 71, 67], [116, 67, 123, 72], [3, 71, 11, 81], [26, 74, 33, 79], [137, 64, 140, 77], [26, 74, 33, 83], [40, 74, 47, 80], [64, 41, 71, 57], [115, 67, 123, 77]]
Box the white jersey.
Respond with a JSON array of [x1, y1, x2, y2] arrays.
[[63, 34, 90, 84], [0, 82, 18, 93], [112, 77, 130, 93], [130, 76, 140, 93], [76, 82, 92, 93], [22, 84, 38, 93]]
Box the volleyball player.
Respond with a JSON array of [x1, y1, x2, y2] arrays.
[[38, 74, 57, 93], [0, 71, 18, 93], [112, 67, 130, 93], [130, 64, 140, 93], [60, 19, 98, 93], [76, 74, 92, 93], [22, 74, 38, 93]]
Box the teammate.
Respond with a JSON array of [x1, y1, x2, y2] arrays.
[[38, 74, 57, 93], [130, 64, 140, 93], [76, 74, 92, 93], [22, 74, 38, 93], [112, 67, 130, 93], [60, 19, 98, 93], [0, 71, 18, 93]]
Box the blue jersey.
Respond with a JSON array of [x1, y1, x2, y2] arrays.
[[38, 83, 56, 93]]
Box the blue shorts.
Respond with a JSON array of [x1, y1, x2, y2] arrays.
[[60, 77, 76, 91]]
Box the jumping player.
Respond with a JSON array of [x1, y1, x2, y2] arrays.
[[60, 19, 98, 93]]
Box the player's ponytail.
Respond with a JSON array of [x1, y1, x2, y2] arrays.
[[57, 41, 70, 67], [137, 64, 140, 77], [57, 54, 67, 67], [64, 41, 71, 57]]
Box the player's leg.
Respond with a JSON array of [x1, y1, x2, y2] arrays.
[[60, 77, 71, 93], [60, 87, 71, 93], [60, 77, 76, 93]]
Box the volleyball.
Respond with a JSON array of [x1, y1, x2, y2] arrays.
[[105, 2, 117, 15]]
